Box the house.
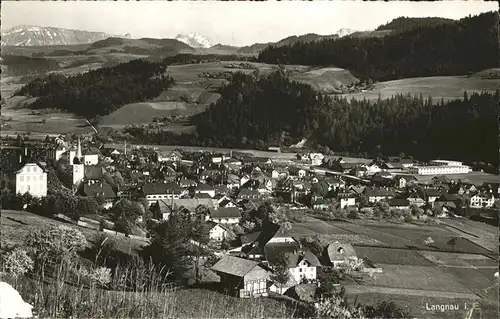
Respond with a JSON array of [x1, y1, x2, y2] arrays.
[[309, 153, 325, 166], [194, 183, 216, 198], [210, 207, 242, 224], [365, 164, 382, 175], [363, 187, 394, 203], [153, 198, 217, 220], [325, 178, 346, 192], [435, 194, 463, 214], [351, 166, 368, 178], [218, 196, 238, 208], [157, 150, 183, 163], [142, 182, 185, 204], [79, 182, 116, 209], [248, 157, 272, 166], [425, 188, 442, 205], [211, 256, 272, 298], [388, 198, 410, 210], [14, 162, 47, 197], [211, 154, 231, 164], [208, 221, 235, 242], [311, 196, 329, 210], [82, 147, 100, 165], [46, 145, 66, 162], [237, 188, 261, 201], [117, 184, 134, 199], [407, 192, 426, 207], [271, 168, 289, 180], [227, 174, 241, 190], [325, 242, 357, 268], [284, 284, 319, 303], [84, 165, 105, 182], [394, 175, 417, 188], [337, 192, 356, 209], [470, 193, 496, 208], [214, 184, 230, 196], [179, 178, 197, 189]]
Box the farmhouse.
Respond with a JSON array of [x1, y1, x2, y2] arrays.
[[325, 242, 357, 268], [211, 256, 272, 298], [388, 198, 411, 210], [78, 182, 116, 209], [82, 147, 100, 165]]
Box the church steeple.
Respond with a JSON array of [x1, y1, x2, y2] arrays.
[[76, 136, 82, 160]]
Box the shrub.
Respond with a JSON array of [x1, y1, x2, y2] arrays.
[[2, 248, 34, 278], [25, 224, 88, 265], [80, 266, 112, 287]]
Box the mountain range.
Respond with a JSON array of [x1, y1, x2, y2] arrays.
[[1, 25, 359, 52], [1, 25, 131, 46]]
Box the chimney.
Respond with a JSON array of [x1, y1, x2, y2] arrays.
[[19, 154, 22, 163], [24, 148, 27, 156]]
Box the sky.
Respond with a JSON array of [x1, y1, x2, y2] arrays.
[[2, 1, 497, 46]]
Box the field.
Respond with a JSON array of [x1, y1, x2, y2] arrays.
[[0, 210, 146, 255], [354, 246, 435, 266], [291, 67, 359, 93], [348, 293, 498, 319], [342, 73, 500, 102], [361, 264, 471, 293]]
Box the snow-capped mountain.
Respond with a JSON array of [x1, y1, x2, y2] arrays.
[[1, 25, 131, 46], [335, 28, 358, 38], [175, 33, 213, 48]]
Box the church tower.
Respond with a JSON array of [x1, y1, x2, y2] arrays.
[[72, 136, 84, 186]]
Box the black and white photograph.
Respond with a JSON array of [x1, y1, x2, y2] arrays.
[[0, 1, 498, 318]]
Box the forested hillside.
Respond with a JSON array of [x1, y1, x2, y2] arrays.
[[192, 71, 498, 165], [16, 59, 174, 117], [376, 17, 454, 32], [258, 12, 498, 81]]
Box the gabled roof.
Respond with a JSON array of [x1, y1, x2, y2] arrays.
[[240, 231, 262, 245], [237, 188, 261, 197], [210, 207, 241, 219], [83, 147, 101, 156], [194, 193, 212, 199], [15, 162, 47, 174], [363, 187, 394, 197], [211, 256, 263, 277], [82, 182, 115, 199], [264, 242, 301, 267], [159, 198, 217, 211], [195, 183, 215, 191], [142, 182, 183, 195], [388, 198, 410, 207], [326, 242, 357, 262], [84, 165, 105, 180], [425, 188, 442, 197]]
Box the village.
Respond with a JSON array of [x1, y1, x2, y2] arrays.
[[1, 133, 498, 310]]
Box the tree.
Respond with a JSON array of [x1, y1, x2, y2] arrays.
[[270, 252, 290, 294], [447, 237, 459, 252], [2, 248, 34, 279], [364, 301, 409, 319], [109, 199, 143, 235], [77, 196, 100, 217]]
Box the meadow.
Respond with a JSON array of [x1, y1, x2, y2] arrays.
[[342, 72, 500, 102]]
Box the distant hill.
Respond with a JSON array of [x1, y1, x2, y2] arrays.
[[258, 11, 499, 81], [1, 25, 131, 46], [85, 37, 194, 56], [237, 33, 340, 55], [376, 17, 455, 33]]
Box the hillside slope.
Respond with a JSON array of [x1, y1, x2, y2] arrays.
[[258, 11, 499, 81]]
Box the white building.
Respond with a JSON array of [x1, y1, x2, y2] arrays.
[[408, 165, 471, 175], [430, 160, 463, 166], [208, 223, 234, 242], [470, 194, 496, 208], [15, 163, 47, 197], [289, 252, 320, 284], [338, 193, 356, 209]]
